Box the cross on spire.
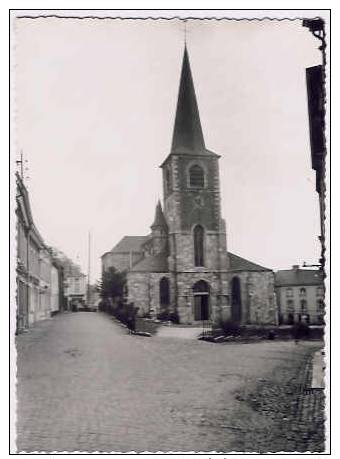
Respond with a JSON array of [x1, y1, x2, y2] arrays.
[[183, 18, 187, 45]]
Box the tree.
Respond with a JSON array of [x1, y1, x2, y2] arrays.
[[96, 267, 127, 300]]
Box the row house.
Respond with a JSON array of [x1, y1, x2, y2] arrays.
[[16, 173, 65, 332]]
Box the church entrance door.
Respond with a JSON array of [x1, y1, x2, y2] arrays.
[[193, 280, 210, 321], [231, 276, 242, 323]]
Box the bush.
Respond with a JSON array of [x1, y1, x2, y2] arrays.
[[157, 311, 169, 321], [156, 310, 180, 324], [169, 311, 180, 324], [291, 322, 310, 340], [220, 319, 241, 336]]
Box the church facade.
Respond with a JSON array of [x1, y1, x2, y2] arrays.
[[102, 46, 277, 326]]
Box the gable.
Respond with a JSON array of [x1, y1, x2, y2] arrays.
[[228, 252, 271, 272]]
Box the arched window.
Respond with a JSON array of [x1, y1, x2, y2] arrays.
[[194, 225, 204, 266], [231, 276, 242, 323], [189, 164, 204, 188], [159, 277, 170, 307]]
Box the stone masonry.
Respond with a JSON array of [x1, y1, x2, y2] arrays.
[[103, 45, 277, 326]]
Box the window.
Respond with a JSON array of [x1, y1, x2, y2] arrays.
[[299, 287, 306, 297], [300, 299, 307, 312], [194, 225, 204, 266], [317, 299, 324, 312], [287, 299, 295, 312], [189, 165, 204, 188], [316, 286, 324, 297], [286, 288, 293, 298], [160, 277, 170, 307]]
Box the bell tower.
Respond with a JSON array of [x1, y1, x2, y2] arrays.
[[161, 45, 228, 273]]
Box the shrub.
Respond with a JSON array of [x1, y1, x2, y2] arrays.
[[157, 311, 169, 321], [291, 322, 310, 340], [169, 311, 180, 324], [220, 319, 241, 336], [156, 310, 180, 324]]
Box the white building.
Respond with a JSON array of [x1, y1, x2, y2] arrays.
[[275, 266, 324, 325], [64, 274, 87, 309]]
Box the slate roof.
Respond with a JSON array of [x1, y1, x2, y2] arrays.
[[171, 45, 207, 155], [228, 252, 271, 272], [111, 235, 150, 253], [130, 253, 169, 273], [275, 269, 323, 287]]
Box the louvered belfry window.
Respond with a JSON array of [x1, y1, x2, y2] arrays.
[[189, 164, 204, 188]]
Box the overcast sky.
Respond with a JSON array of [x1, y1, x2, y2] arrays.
[[15, 17, 322, 282]]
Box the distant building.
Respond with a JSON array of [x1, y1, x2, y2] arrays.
[[101, 46, 277, 326], [50, 248, 87, 310], [275, 265, 324, 325], [64, 274, 87, 310], [16, 173, 65, 332]]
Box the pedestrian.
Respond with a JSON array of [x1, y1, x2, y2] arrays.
[[292, 321, 309, 344]]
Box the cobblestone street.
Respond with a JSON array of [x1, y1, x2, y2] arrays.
[[16, 312, 324, 453]]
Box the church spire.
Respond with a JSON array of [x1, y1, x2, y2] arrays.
[[171, 45, 206, 153], [151, 200, 167, 229]]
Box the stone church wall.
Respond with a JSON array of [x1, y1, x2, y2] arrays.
[[172, 233, 225, 272], [127, 271, 172, 317], [228, 271, 277, 325], [127, 268, 277, 325], [127, 272, 150, 316], [175, 271, 228, 324]]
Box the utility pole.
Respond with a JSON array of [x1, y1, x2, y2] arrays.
[[87, 231, 91, 306]]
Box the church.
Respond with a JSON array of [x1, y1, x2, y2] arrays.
[[101, 46, 277, 326]]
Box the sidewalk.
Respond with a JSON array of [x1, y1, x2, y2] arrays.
[[156, 326, 203, 339], [292, 348, 325, 452]]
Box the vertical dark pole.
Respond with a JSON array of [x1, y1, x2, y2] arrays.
[[87, 231, 91, 306]]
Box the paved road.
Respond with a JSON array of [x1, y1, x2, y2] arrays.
[[15, 312, 323, 453]]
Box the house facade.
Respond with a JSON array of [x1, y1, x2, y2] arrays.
[[64, 274, 87, 309], [102, 46, 277, 326], [16, 173, 65, 332], [275, 266, 324, 325]]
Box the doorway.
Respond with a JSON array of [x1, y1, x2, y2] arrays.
[[193, 280, 210, 321]]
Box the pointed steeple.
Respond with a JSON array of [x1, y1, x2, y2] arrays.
[[151, 200, 167, 229], [171, 46, 206, 153]]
